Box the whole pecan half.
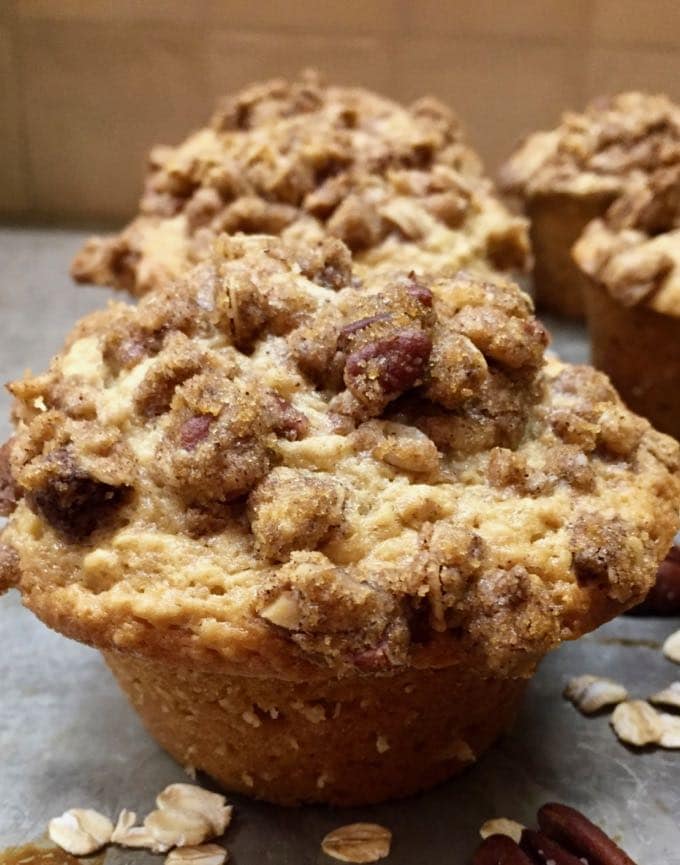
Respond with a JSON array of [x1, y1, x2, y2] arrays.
[[470, 803, 638, 865], [537, 803, 637, 865]]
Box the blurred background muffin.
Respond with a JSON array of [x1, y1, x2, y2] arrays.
[[500, 92, 680, 319]]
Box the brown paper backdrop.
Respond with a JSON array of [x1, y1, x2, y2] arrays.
[[2, 0, 680, 223]]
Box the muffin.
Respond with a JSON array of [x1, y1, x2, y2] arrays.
[[573, 164, 680, 440], [500, 92, 680, 318], [2, 235, 679, 806], [71, 72, 529, 296]]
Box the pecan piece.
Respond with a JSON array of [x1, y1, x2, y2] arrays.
[[472, 835, 533, 865], [537, 803, 637, 865], [344, 328, 432, 410], [520, 829, 584, 865], [179, 416, 213, 451], [263, 393, 309, 441]]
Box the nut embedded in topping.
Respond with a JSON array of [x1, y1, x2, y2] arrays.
[[180, 416, 213, 451], [344, 329, 432, 410], [155, 375, 270, 505]]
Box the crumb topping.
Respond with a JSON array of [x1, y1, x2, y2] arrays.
[[4, 234, 679, 679], [71, 72, 528, 296], [573, 164, 680, 315], [500, 91, 680, 200]]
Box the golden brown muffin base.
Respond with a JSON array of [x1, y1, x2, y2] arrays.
[[528, 191, 614, 319], [104, 650, 528, 806], [584, 279, 680, 439]]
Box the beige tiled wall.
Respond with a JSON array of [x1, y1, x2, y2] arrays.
[[2, 0, 679, 222]]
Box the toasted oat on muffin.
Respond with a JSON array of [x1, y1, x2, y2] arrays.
[[573, 163, 680, 439], [71, 72, 528, 297], [3, 234, 678, 804], [500, 92, 680, 318]]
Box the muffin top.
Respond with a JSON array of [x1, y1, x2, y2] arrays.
[[3, 235, 678, 680], [71, 72, 528, 297], [573, 164, 680, 316], [500, 91, 680, 200]]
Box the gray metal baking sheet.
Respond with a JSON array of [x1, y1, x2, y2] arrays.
[[1, 228, 678, 864]]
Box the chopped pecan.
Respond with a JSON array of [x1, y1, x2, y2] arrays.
[[263, 393, 309, 441], [344, 328, 432, 409], [154, 375, 270, 505], [338, 279, 434, 415]]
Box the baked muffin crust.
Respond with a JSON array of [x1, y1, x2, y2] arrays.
[[71, 72, 528, 296], [3, 235, 679, 681]]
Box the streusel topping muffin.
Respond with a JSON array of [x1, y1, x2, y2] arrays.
[[573, 164, 680, 439], [501, 92, 680, 202], [574, 164, 680, 316], [3, 235, 678, 803], [499, 92, 680, 318], [71, 72, 528, 297]]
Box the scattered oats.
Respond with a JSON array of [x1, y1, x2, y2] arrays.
[[156, 784, 233, 836], [564, 674, 628, 714], [376, 735, 390, 754], [479, 818, 524, 843], [658, 714, 680, 748], [610, 700, 680, 748], [48, 808, 114, 856], [663, 629, 680, 664], [317, 773, 329, 789], [269, 707, 280, 719], [611, 700, 664, 746], [404, 684, 415, 694], [111, 809, 155, 848], [321, 823, 392, 863], [165, 843, 228, 865], [242, 709, 261, 728], [144, 808, 211, 853], [650, 682, 680, 710], [241, 772, 254, 788], [185, 765, 198, 780]]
